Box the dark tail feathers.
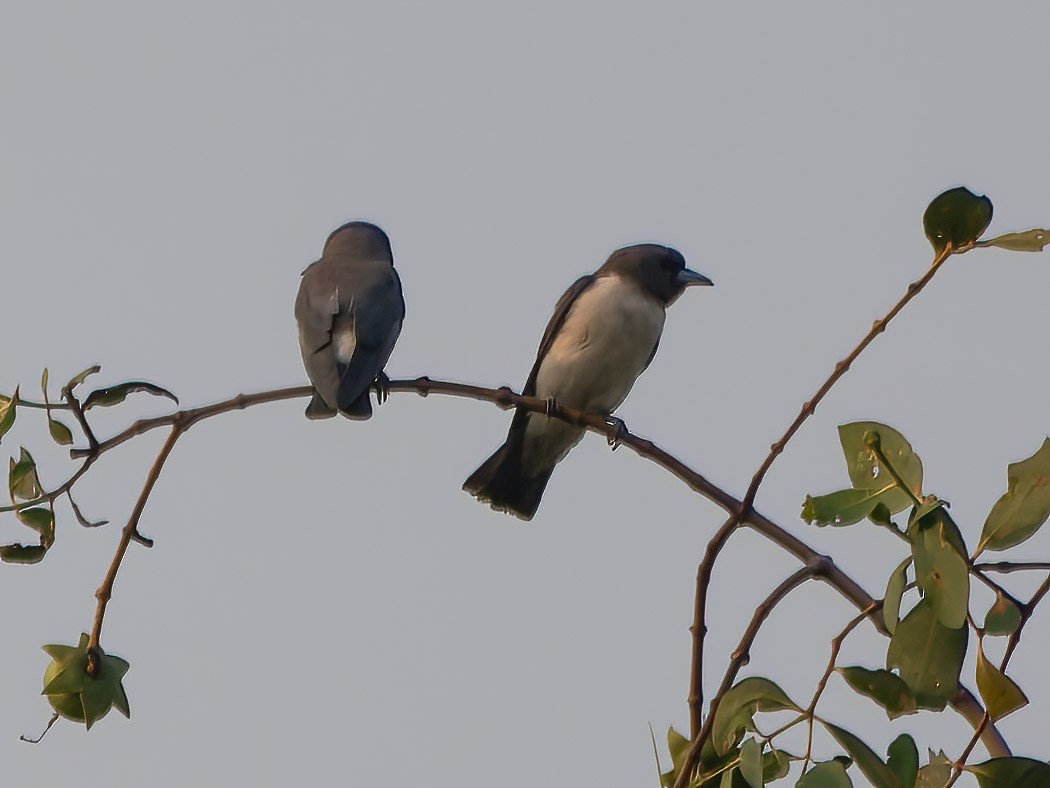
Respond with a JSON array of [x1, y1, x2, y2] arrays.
[[463, 441, 553, 521]]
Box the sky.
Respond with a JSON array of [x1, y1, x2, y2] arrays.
[[2, 2, 1050, 786]]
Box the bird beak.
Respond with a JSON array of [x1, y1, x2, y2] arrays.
[[678, 268, 714, 287]]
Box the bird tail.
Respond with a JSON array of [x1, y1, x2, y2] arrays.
[[462, 441, 553, 521], [337, 389, 373, 420]]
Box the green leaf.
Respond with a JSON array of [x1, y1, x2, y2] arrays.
[[977, 228, 1050, 252], [983, 592, 1021, 636], [824, 722, 900, 788], [48, 418, 74, 446], [0, 544, 47, 564], [797, 761, 853, 788], [836, 667, 917, 719], [915, 751, 951, 788], [40, 635, 131, 730], [838, 422, 923, 515], [886, 599, 967, 710], [711, 677, 799, 756], [966, 758, 1050, 788], [762, 750, 793, 783], [40, 368, 49, 400], [64, 364, 101, 393], [975, 642, 1028, 721], [978, 438, 1050, 554], [0, 386, 17, 442], [16, 506, 55, 547], [83, 381, 178, 410], [883, 558, 911, 635], [886, 735, 918, 788], [922, 186, 993, 256], [9, 447, 42, 501], [739, 738, 763, 788], [668, 726, 691, 779], [802, 488, 885, 526], [909, 507, 969, 629]]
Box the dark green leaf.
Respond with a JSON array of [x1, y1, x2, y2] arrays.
[[869, 503, 894, 527], [915, 751, 951, 788], [883, 558, 911, 634], [9, 447, 42, 501], [83, 381, 178, 410], [797, 761, 852, 788], [886, 735, 918, 788], [0, 386, 16, 442], [966, 758, 1050, 788], [48, 418, 74, 446], [909, 508, 969, 629], [977, 228, 1050, 252], [976, 642, 1028, 721], [922, 186, 993, 256], [838, 422, 923, 515], [802, 488, 884, 526], [886, 599, 967, 710], [16, 507, 55, 547], [739, 738, 762, 788], [762, 750, 793, 783], [836, 667, 917, 719], [0, 544, 47, 564], [824, 722, 900, 788], [983, 592, 1021, 637], [978, 438, 1050, 554], [711, 677, 799, 756], [64, 364, 101, 393]]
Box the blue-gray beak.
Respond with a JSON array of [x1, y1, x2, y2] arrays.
[[678, 268, 714, 287]]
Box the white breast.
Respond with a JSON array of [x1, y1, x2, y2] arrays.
[[520, 275, 665, 475], [535, 274, 665, 411]]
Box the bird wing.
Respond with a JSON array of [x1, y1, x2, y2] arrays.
[[332, 264, 404, 408], [522, 274, 596, 397], [295, 259, 404, 410]]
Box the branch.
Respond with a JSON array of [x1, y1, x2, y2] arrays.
[[674, 563, 824, 788], [688, 242, 963, 743], [948, 571, 1050, 784], [89, 425, 183, 651], [5, 374, 1006, 753], [973, 561, 1050, 574]]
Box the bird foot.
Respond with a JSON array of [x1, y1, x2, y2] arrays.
[[374, 372, 391, 405], [605, 416, 628, 451], [544, 396, 560, 419]]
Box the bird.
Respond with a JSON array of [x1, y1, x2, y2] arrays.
[[463, 243, 712, 520], [294, 221, 405, 421]]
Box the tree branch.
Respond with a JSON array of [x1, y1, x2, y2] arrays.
[[4, 373, 1007, 755], [687, 242, 963, 747]]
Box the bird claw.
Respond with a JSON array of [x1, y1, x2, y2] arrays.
[[544, 396, 559, 418], [605, 416, 628, 451], [374, 372, 391, 405]]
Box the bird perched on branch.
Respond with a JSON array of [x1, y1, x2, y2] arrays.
[[295, 221, 405, 420], [463, 243, 712, 520]]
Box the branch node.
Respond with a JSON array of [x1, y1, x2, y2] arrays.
[[131, 530, 155, 548]]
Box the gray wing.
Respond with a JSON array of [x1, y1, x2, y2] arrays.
[[507, 274, 596, 434], [295, 259, 404, 411]]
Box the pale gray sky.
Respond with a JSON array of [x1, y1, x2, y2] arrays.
[[2, 3, 1049, 786]]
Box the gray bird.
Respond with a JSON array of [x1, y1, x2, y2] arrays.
[[295, 221, 405, 420], [463, 243, 712, 520]]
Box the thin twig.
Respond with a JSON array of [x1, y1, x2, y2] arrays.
[[973, 561, 1050, 574], [801, 604, 878, 771], [62, 388, 99, 453], [948, 571, 1050, 785], [89, 425, 183, 650], [674, 563, 825, 788]]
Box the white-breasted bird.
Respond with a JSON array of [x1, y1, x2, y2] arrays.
[[463, 243, 712, 520]]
